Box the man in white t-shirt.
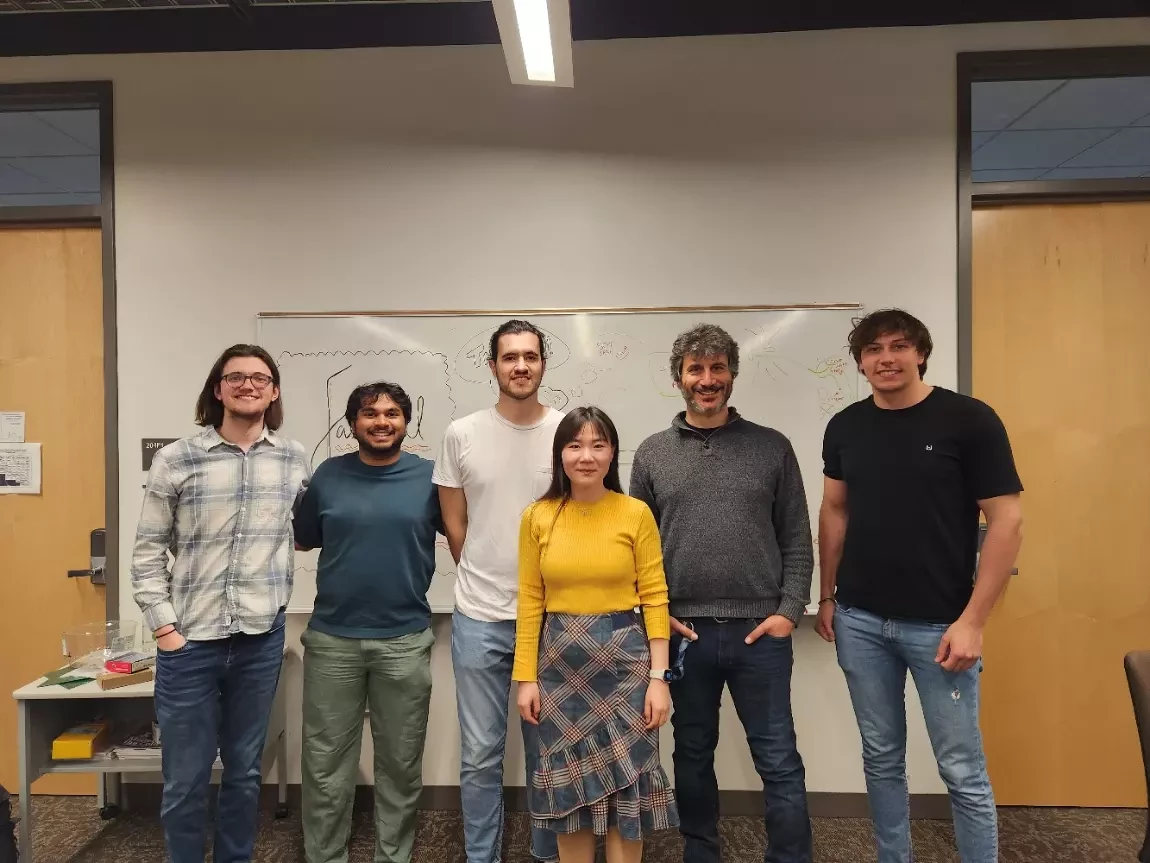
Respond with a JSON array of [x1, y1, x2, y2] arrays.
[[434, 319, 563, 863]]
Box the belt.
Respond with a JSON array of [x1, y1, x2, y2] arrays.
[[679, 616, 758, 624], [543, 609, 639, 629]]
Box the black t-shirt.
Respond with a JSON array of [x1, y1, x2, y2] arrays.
[[822, 387, 1023, 623]]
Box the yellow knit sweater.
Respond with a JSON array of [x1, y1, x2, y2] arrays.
[[512, 491, 671, 681]]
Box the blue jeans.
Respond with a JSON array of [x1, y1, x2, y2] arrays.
[[669, 618, 812, 863], [833, 604, 997, 863], [153, 611, 286, 863], [451, 610, 558, 863]]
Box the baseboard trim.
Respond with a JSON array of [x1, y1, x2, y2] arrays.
[[120, 783, 952, 820]]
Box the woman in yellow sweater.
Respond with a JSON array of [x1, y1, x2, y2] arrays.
[[514, 405, 678, 863]]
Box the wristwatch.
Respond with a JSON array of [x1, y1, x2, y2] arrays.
[[649, 668, 671, 681]]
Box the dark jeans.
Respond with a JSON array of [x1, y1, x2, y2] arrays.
[[153, 611, 286, 863], [669, 618, 812, 863]]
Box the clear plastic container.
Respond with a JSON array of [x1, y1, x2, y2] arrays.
[[61, 620, 139, 670]]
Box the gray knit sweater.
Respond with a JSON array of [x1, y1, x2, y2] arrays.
[[628, 409, 813, 623]]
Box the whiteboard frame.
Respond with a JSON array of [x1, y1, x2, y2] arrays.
[[258, 303, 862, 319], [259, 303, 864, 615]]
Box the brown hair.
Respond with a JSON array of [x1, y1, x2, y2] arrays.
[[848, 309, 933, 378], [194, 344, 284, 430], [488, 319, 548, 362]]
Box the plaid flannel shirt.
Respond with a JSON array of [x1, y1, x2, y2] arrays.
[[130, 426, 311, 640]]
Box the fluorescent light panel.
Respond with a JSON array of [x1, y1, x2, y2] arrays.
[[513, 0, 555, 82], [492, 0, 573, 87]]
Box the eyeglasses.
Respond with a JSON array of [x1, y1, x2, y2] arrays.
[[221, 372, 273, 389], [667, 624, 694, 682]]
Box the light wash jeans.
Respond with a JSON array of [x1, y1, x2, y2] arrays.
[[451, 610, 558, 863], [833, 603, 997, 863]]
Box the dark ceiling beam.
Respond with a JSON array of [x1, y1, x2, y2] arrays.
[[0, 3, 501, 56], [0, 0, 1146, 57], [227, 0, 254, 23], [572, 0, 1150, 40]]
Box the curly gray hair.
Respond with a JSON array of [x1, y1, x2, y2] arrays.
[[668, 323, 740, 383]]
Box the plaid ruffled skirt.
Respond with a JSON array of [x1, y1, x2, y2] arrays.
[[530, 611, 679, 840]]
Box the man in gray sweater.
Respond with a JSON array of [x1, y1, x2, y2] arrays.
[[629, 323, 814, 863]]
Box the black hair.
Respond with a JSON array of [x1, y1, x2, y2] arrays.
[[344, 381, 413, 428], [539, 406, 623, 503], [848, 308, 933, 377], [488, 319, 548, 363], [195, 344, 283, 430]]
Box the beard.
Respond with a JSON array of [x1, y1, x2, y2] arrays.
[[684, 382, 732, 415], [497, 372, 541, 401], [355, 429, 406, 460]]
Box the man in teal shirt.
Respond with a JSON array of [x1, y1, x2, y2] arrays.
[[294, 380, 443, 863]]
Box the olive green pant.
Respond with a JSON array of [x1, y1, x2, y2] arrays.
[[301, 626, 435, 863]]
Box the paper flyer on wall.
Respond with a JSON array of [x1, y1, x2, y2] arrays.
[[0, 443, 41, 494], [0, 411, 25, 443]]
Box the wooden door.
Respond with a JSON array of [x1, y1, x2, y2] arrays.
[[0, 226, 107, 793], [972, 201, 1150, 806]]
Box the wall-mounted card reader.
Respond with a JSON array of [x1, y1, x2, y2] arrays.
[[978, 523, 1019, 575], [67, 528, 107, 585]]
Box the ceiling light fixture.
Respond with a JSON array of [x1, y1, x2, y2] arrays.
[[492, 0, 573, 87]]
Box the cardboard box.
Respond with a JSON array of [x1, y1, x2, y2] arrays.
[[96, 667, 154, 690], [52, 721, 111, 760]]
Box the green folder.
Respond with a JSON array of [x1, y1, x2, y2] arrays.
[[39, 664, 96, 689]]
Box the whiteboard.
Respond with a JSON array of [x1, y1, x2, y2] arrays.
[[257, 306, 862, 614]]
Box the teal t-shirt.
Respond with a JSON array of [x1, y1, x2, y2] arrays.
[[293, 451, 443, 639]]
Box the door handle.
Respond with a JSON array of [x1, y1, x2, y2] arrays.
[[67, 528, 107, 585]]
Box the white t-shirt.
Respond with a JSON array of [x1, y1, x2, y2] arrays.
[[433, 406, 564, 622]]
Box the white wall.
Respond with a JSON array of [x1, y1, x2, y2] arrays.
[[4, 17, 1150, 795]]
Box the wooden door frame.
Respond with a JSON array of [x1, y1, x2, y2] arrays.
[[956, 46, 1150, 395], [0, 81, 118, 623]]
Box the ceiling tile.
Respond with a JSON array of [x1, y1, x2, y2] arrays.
[[0, 111, 96, 158], [5, 155, 100, 193], [34, 109, 100, 151], [1042, 165, 1150, 179], [0, 160, 59, 194], [1009, 76, 1150, 130], [972, 129, 1113, 171], [971, 168, 1048, 182], [1063, 127, 1150, 168], [972, 131, 996, 151], [971, 80, 1065, 132]]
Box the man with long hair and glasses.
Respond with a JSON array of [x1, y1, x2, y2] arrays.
[[131, 344, 310, 863], [817, 309, 1023, 863], [294, 381, 442, 863], [433, 319, 562, 863], [629, 323, 815, 863]]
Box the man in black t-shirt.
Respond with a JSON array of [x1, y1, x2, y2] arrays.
[[817, 309, 1023, 863]]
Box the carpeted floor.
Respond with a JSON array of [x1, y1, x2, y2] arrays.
[[13, 796, 1149, 863]]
